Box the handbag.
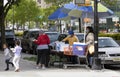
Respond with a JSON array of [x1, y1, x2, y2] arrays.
[[88, 45, 94, 54]]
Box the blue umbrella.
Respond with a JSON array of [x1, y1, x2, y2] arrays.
[[63, 2, 114, 18], [48, 7, 68, 20]]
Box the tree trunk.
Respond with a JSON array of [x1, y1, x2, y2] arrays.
[[0, 0, 6, 50]]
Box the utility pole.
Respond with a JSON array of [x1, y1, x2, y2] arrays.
[[92, 0, 102, 70]]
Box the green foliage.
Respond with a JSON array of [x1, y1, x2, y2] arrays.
[[6, 0, 40, 26], [44, 0, 72, 5], [102, 0, 117, 6], [99, 33, 120, 40], [23, 56, 36, 62]]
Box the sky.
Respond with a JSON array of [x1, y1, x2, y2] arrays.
[[4, 0, 7, 6]]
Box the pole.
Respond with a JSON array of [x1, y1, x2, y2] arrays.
[[60, 20, 62, 33], [13, 6, 15, 33], [92, 0, 102, 70], [78, 18, 81, 33]]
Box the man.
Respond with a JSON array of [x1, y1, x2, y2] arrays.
[[63, 30, 79, 45], [62, 30, 79, 64]]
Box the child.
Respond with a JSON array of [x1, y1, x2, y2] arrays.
[[3, 43, 14, 71], [12, 40, 22, 72]]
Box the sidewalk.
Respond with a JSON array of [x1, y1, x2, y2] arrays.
[[0, 52, 120, 77]]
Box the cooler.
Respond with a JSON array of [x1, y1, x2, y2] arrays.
[[72, 42, 87, 56]]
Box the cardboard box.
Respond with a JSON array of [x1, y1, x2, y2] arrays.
[[63, 46, 73, 55], [55, 42, 69, 52]]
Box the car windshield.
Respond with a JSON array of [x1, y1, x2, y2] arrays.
[[0, 30, 14, 36], [5, 31, 14, 36], [98, 38, 119, 48], [46, 33, 59, 43], [76, 34, 84, 42]]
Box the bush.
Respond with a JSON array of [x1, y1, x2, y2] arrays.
[[99, 33, 120, 40]]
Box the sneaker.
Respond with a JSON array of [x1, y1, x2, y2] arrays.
[[4, 68, 9, 71], [15, 69, 20, 72]]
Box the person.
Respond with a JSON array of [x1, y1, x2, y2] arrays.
[[12, 40, 22, 72], [62, 30, 79, 64], [3, 43, 14, 71], [33, 30, 50, 69], [85, 26, 94, 68]]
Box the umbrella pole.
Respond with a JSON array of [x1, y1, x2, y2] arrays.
[[59, 20, 62, 33], [78, 18, 81, 33]]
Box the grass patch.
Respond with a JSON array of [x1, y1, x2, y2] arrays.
[[23, 56, 37, 62]]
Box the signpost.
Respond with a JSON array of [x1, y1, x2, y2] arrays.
[[74, 0, 91, 6], [91, 0, 102, 70]]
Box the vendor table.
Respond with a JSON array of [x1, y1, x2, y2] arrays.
[[50, 50, 88, 69]]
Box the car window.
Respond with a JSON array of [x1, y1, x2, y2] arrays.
[[98, 38, 119, 48], [23, 31, 28, 37], [58, 34, 67, 41], [0, 30, 14, 36], [76, 34, 84, 42], [29, 31, 39, 38]]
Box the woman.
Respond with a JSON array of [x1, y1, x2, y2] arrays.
[[85, 26, 94, 68], [33, 30, 50, 69]]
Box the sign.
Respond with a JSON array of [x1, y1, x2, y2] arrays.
[[74, 0, 85, 4], [74, 0, 91, 6], [99, 19, 107, 23]]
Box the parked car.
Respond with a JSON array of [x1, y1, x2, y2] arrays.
[[21, 29, 60, 54], [21, 28, 40, 54], [0, 29, 16, 48], [54, 33, 120, 65], [98, 37, 120, 64]]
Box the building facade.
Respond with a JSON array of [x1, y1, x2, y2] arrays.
[[36, 0, 51, 8]]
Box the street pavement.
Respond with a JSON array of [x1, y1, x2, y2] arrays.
[[0, 52, 120, 77]]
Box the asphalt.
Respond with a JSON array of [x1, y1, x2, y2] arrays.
[[0, 51, 120, 77]]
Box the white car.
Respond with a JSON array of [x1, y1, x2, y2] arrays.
[[98, 37, 120, 64]]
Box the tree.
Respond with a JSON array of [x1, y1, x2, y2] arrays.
[[15, 0, 40, 29], [6, 0, 40, 29], [0, 0, 20, 49]]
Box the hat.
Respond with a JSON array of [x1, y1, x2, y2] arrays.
[[68, 30, 74, 35], [39, 30, 44, 34]]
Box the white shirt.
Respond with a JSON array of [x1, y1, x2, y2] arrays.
[[13, 45, 22, 57]]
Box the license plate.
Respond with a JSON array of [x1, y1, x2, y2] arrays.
[[113, 58, 120, 61]]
